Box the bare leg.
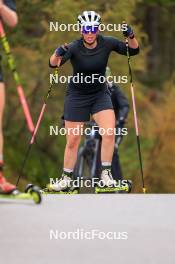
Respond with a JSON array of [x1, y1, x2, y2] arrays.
[[93, 109, 115, 163], [92, 109, 116, 186], [50, 121, 84, 191], [0, 82, 5, 161], [63, 121, 84, 170], [0, 82, 16, 192]]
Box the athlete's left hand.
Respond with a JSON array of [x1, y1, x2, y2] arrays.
[[123, 24, 134, 38]]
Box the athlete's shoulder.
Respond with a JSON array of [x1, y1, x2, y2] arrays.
[[60, 39, 80, 62], [101, 35, 123, 51], [68, 39, 80, 46], [4, 0, 16, 11], [102, 35, 120, 43], [67, 39, 81, 51]]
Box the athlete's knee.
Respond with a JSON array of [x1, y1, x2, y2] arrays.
[[102, 133, 115, 144], [0, 87, 5, 116], [66, 135, 81, 150]]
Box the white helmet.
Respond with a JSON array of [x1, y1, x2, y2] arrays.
[[78, 11, 101, 27]]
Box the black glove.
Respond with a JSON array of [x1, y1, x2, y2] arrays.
[[55, 44, 68, 57], [123, 24, 134, 39]]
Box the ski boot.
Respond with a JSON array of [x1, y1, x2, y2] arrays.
[[42, 173, 79, 194], [0, 163, 16, 194], [97, 169, 116, 188]]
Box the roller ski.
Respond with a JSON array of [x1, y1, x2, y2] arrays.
[[95, 180, 132, 193], [41, 173, 79, 195], [0, 182, 42, 204], [95, 169, 132, 193]]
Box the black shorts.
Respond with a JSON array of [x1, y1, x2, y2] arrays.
[[64, 88, 113, 122]]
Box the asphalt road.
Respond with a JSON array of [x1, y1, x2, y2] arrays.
[[1, 194, 175, 264]]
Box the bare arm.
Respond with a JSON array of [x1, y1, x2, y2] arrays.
[[50, 52, 62, 67], [0, 0, 18, 27], [122, 22, 139, 49], [49, 44, 69, 67], [128, 37, 139, 49]]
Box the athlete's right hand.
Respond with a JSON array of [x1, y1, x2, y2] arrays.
[[55, 43, 68, 57]]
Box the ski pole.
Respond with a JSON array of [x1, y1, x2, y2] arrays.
[[0, 20, 34, 133], [16, 68, 59, 186], [124, 27, 146, 193]]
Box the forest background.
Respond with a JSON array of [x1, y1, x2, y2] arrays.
[[2, 0, 175, 193]]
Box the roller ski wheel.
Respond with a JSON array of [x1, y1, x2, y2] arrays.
[[0, 187, 42, 204], [95, 180, 132, 194], [127, 180, 132, 193], [25, 183, 34, 193], [25, 184, 42, 204]]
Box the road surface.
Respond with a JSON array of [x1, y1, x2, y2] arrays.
[[1, 194, 175, 264]]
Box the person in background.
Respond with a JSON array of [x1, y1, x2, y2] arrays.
[[96, 67, 130, 180], [0, 0, 18, 193]]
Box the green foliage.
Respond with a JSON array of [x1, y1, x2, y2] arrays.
[[1, 0, 175, 192], [143, 0, 175, 5]]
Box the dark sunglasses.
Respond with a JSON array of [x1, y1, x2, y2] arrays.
[[82, 26, 99, 34]]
